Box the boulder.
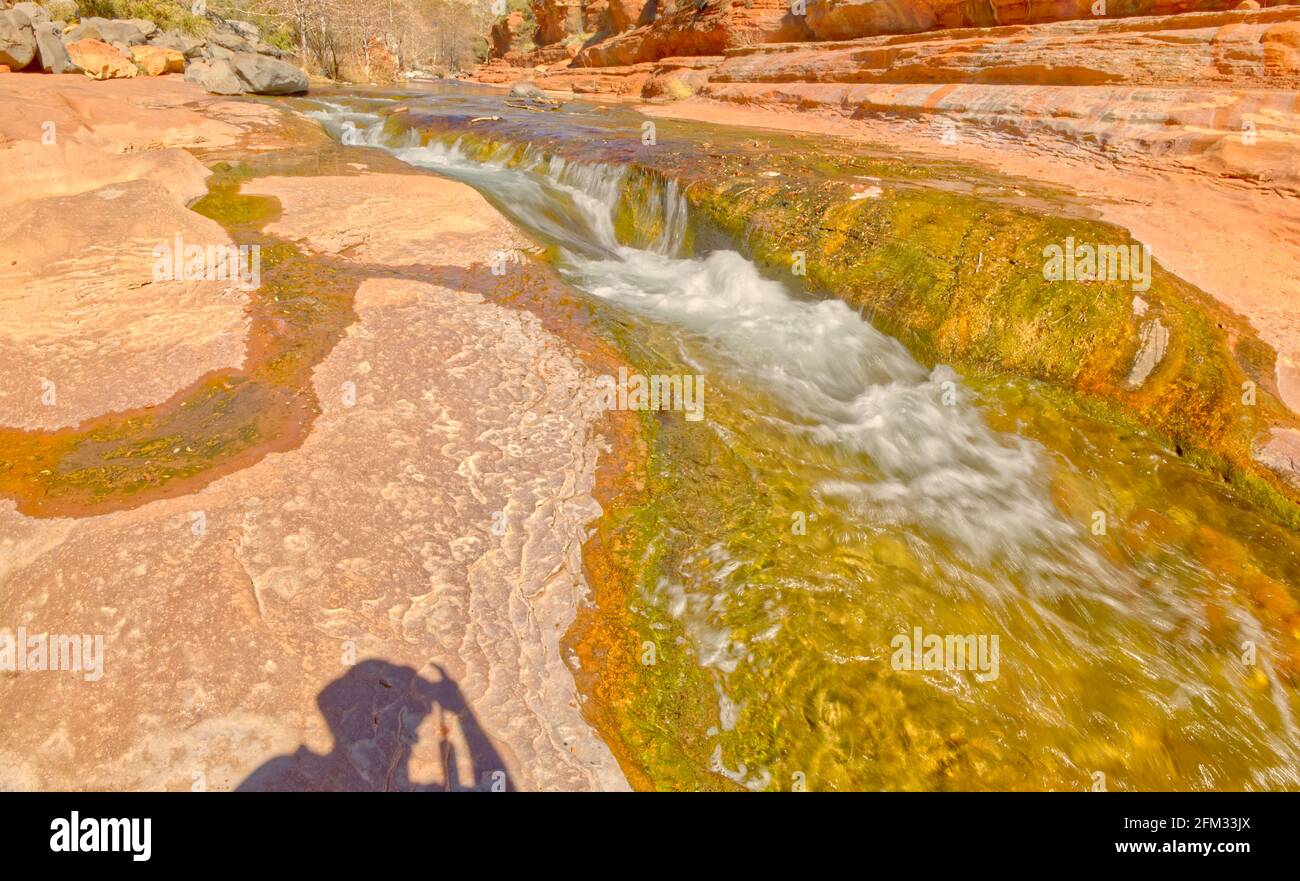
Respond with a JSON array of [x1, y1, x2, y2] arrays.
[[607, 0, 653, 32], [65, 38, 137, 79], [533, 0, 583, 45], [208, 29, 255, 54], [125, 18, 159, 39], [182, 58, 209, 83], [227, 51, 308, 94], [225, 19, 260, 42], [149, 29, 204, 59], [67, 17, 149, 46], [129, 44, 184, 76], [583, 0, 608, 34], [642, 68, 707, 100], [491, 11, 530, 58], [33, 20, 75, 73], [508, 80, 555, 103], [192, 56, 243, 94], [13, 2, 50, 25], [0, 8, 37, 70]]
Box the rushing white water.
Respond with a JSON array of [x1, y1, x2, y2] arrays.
[[354, 114, 1119, 592], [298, 99, 1300, 788]]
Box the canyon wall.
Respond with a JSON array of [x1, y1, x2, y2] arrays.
[[484, 0, 1289, 70], [475, 2, 1300, 191], [802, 0, 1254, 39]]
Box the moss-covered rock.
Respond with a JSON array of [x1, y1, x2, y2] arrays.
[[686, 165, 1300, 528], [384, 107, 1300, 528]]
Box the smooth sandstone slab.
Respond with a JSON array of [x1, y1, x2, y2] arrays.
[[0, 78, 268, 431], [0, 178, 249, 430], [0, 76, 289, 430], [242, 174, 505, 266]]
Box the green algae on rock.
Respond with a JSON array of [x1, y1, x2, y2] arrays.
[[0, 157, 361, 517], [375, 103, 1300, 532]]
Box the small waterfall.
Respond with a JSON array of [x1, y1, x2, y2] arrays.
[[306, 103, 694, 259]]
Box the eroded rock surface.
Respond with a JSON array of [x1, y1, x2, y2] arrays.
[[0, 273, 628, 791], [0, 75, 629, 791]]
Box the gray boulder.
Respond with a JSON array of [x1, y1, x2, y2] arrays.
[[150, 29, 204, 59], [125, 18, 158, 39], [225, 19, 259, 42], [192, 57, 243, 95], [228, 51, 307, 95], [13, 2, 50, 25], [67, 17, 149, 46], [33, 21, 74, 73], [0, 8, 37, 70], [202, 43, 233, 61], [508, 81, 556, 104], [208, 30, 254, 53], [183, 58, 208, 83]]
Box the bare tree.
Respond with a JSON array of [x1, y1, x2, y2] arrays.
[[225, 0, 492, 79]]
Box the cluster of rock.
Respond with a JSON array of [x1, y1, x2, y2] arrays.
[[473, 0, 1300, 192], [0, 1, 307, 94], [477, 0, 1300, 98]]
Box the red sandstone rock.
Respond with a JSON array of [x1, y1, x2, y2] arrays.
[[803, 0, 1258, 41], [534, 0, 584, 44], [643, 66, 710, 98], [129, 44, 184, 77], [712, 7, 1300, 88], [491, 11, 532, 58], [573, 0, 813, 66], [584, 0, 610, 32], [65, 38, 136, 80], [1263, 19, 1300, 74], [608, 0, 654, 32]]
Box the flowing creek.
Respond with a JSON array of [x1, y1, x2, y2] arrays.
[[293, 85, 1300, 791]]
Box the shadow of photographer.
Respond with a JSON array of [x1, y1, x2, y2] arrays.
[[238, 659, 512, 792]]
